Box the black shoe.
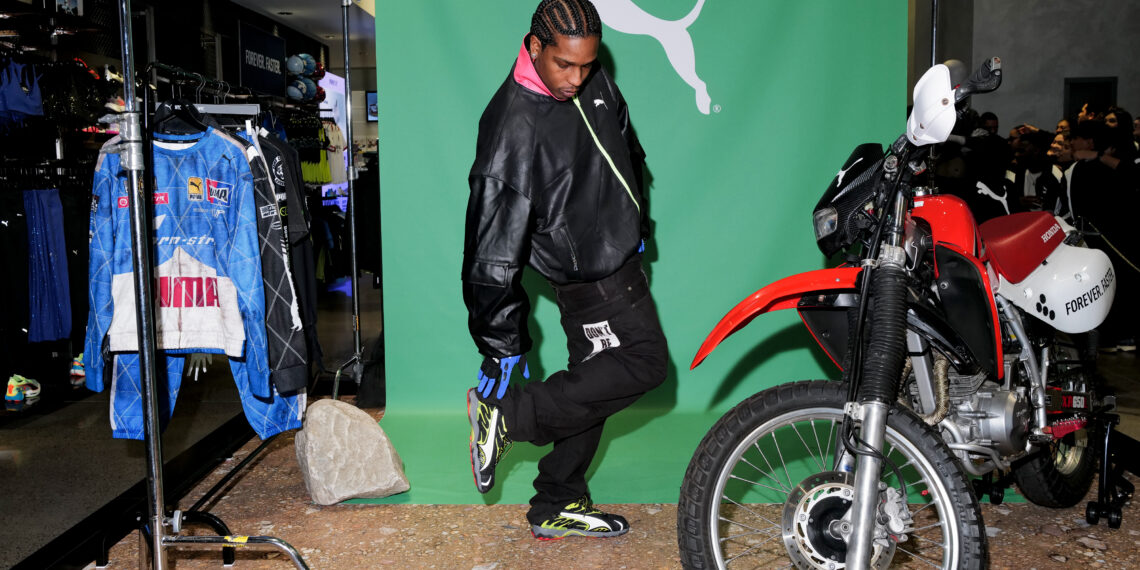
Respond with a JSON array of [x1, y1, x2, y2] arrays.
[[468, 388, 511, 494], [530, 496, 630, 540]]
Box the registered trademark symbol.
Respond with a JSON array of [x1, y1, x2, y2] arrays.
[[712, 104, 722, 113]]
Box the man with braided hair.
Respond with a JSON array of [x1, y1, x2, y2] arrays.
[[463, 0, 668, 540]]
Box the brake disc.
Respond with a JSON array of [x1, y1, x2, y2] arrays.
[[781, 471, 894, 569]]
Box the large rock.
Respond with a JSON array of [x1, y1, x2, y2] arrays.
[[295, 399, 409, 505]]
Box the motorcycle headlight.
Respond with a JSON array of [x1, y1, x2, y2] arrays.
[[813, 207, 839, 242]]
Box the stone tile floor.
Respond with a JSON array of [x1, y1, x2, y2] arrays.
[[101, 406, 1140, 569]]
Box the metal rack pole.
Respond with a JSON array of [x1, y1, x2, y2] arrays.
[[333, 0, 364, 399], [116, 0, 167, 567]]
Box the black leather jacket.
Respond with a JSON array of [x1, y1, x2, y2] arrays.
[[463, 64, 647, 358]]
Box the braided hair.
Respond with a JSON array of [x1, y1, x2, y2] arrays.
[[530, 0, 602, 47]]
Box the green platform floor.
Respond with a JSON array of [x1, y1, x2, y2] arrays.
[[349, 409, 719, 505]]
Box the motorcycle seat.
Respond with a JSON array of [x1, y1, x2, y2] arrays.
[[979, 211, 1066, 284]]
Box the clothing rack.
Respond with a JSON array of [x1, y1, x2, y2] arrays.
[[112, 3, 307, 568], [331, 0, 365, 399]]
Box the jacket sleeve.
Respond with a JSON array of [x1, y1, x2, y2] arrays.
[[462, 174, 533, 358], [84, 151, 116, 392], [229, 149, 273, 399]]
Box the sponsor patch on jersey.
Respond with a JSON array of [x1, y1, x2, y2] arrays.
[[259, 204, 277, 219], [206, 179, 232, 205], [272, 156, 286, 186], [188, 177, 204, 201], [118, 194, 170, 208]]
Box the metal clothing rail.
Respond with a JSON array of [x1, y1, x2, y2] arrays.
[[331, 0, 365, 399], [113, 1, 307, 568]]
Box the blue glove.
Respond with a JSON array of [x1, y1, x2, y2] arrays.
[[477, 355, 530, 399]]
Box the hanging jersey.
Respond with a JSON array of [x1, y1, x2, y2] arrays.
[[235, 128, 308, 393], [85, 128, 272, 399]]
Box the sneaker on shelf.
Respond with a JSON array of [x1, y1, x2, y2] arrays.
[[70, 353, 86, 386], [531, 496, 630, 540], [468, 388, 511, 494], [1117, 339, 1136, 353], [5, 375, 41, 402]]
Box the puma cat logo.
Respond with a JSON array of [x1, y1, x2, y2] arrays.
[[596, 0, 712, 114]]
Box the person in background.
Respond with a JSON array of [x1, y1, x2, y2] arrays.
[[1078, 101, 1106, 124], [1006, 130, 1054, 211], [1069, 121, 1139, 352], [979, 111, 1000, 135], [1056, 118, 1071, 137], [462, 0, 668, 541], [1041, 131, 1075, 219]]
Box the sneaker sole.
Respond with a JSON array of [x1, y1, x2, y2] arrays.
[[468, 388, 492, 494], [530, 525, 630, 540]]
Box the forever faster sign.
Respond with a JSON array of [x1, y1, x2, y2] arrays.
[[239, 22, 285, 96]]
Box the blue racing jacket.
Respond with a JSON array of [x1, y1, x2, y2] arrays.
[[85, 128, 300, 439]]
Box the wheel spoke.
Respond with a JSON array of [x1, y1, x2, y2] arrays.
[[726, 473, 792, 495], [894, 542, 947, 569], [718, 495, 783, 530], [771, 432, 793, 493], [790, 421, 827, 472], [736, 453, 793, 493], [752, 438, 792, 492], [718, 523, 782, 543], [910, 520, 945, 535], [722, 533, 786, 566]]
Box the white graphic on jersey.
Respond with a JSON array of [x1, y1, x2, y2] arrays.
[[594, 98, 606, 108], [595, 0, 712, 114]]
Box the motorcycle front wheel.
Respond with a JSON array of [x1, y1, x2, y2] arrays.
[[677, 381, 987, 569]]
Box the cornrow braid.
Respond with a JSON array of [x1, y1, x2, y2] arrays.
[[530, 0, 602, 47]]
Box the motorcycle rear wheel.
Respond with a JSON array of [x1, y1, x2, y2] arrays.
[[677, 381, 987, 569], [1013, 336, 1097, 507]]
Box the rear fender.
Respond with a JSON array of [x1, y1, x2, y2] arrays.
[[690, 267, 861, 369]]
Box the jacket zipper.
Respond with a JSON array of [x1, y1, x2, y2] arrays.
[[572, 96, 640, 214]]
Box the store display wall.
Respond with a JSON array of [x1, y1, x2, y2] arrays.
[[373, 1, 905, 504]]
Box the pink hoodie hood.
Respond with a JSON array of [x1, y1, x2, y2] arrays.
[[512, 39, 563, 100]]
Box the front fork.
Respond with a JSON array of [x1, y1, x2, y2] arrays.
[[846, 193, 911, 569]]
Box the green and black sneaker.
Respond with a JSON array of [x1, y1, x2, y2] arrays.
[[531, 496, 630, 540], [468, 388, 511, 494]]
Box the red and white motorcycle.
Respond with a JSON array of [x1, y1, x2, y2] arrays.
[[677, 57, 1118, 569]]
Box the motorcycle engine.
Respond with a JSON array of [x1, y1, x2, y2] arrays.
[[946, 379, 1032, 456]]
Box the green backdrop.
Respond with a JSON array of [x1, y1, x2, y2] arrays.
[[369, 1, 905, 505]]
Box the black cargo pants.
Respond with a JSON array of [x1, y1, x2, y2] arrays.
[[493, 255, 668, 523]]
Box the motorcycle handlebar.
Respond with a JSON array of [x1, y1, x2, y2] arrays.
[[955, 57, 1002, 102]]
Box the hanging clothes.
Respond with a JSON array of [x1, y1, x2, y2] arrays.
[[24, 188, 72, 342], [234, 125, 309, 394], [0, 59, 44, 129], [84, 126, 303, 440], [324, 119, 347, 185], [258, 129, 323, 369]]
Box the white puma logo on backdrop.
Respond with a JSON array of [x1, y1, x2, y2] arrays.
[[595, 0, 712, 114]]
